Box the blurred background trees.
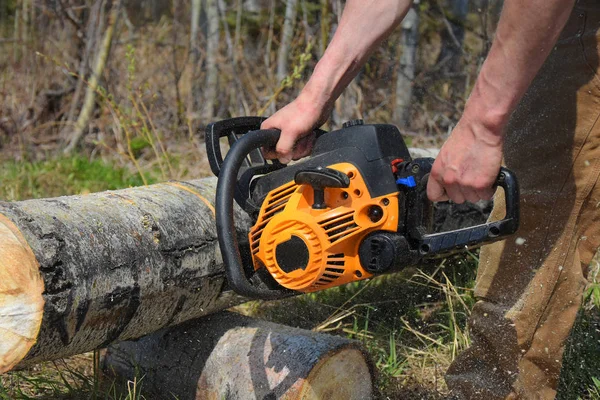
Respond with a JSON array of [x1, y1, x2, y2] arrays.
[[0, 0, 504, 171]]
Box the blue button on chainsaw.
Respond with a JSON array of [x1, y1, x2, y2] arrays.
[[396, 176, 417, 188]]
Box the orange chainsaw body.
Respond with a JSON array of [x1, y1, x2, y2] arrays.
[[249, 163, 400, 292]]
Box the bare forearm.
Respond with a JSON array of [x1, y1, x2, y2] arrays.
[[464, 0, 576, 136], [302, 0, 413, 109]]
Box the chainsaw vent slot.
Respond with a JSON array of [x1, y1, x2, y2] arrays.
[[326, 254, 345, 269], [250, 182, 297, 255], [311, 254, 346, 287], [319, 212, 359, 243]]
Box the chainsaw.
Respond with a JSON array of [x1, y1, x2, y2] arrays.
[[206, 117, 519, 300]]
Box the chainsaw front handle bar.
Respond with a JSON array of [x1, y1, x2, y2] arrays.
[[215, 128, 295, 299], [412, 167, 520, 257]]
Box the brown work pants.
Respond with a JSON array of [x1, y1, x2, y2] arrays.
[[446, 2, 600, 399]]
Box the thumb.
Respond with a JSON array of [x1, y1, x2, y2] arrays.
[[276, 130, 297, 164]]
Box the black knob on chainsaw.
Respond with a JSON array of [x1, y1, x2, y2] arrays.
[[294, 167, 350, 209], [342, 119, 364, 128]]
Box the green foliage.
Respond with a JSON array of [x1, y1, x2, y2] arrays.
[[557, 308, 600, 400], [128, 136, 151, 157], [0, 156, 150, 201]]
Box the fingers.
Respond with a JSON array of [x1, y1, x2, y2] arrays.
[[427, 174, 449, 202], [475, 187, 496, 201], [272, 130, 296, 164], [261, 134, 314, 162], [428, 163, 497, 204], [261, 106, 318, 164], [292, 135, 316, 160]]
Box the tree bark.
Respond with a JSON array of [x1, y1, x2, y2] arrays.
[[393, 4, 419, 129], [103, 311, 373, 400], [202, 0, 219, 122], [276, 0, 298, 83], [0, 177, 255, 373], [64, 0, 121, 154], [244, 0, 261, 13], [21, 0, 29, 59]]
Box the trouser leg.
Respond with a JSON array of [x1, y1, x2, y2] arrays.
[[446, 3, 600, 399]]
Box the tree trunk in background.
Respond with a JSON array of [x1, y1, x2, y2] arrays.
[[394, 4, 419, 129], [202, 0, 219, 122], [64, 0, 121, 154], [103, 311, 373, 400], [437, 0, 468, 74], [188, 0, 202, 119], [319, 0, 329, 58], [21, 0, 28, 59], [0, 177, 255, 374], [244, 0, 260, 13], [234, 0, 243, 62], [276, 0, 298, 83], [13, 9, 19, 61], [62, 0, 102, 140]]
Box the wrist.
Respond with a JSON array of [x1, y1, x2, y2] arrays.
[[462, 75, 513, 139]]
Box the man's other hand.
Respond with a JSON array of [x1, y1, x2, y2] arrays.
[[427, 118, 504, 204]]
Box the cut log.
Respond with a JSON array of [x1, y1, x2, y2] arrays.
[[103, 311, 373, 400], [0, 177, 252, 373]]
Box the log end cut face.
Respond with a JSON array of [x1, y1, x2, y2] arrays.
[[0, 215, 44, 374], [298, 347, 373, 400]]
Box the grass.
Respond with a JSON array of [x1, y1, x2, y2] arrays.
[[0, 155, 151, 201], [0, 353, 145, 400]]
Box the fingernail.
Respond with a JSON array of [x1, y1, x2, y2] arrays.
[[279, 157, 291, 164]]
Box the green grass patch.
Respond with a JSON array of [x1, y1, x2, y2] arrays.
[[0, 156, 152, 201]]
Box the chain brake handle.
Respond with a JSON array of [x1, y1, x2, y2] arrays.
[[407, 163, 520, 257], [215, 128, 295, 299]]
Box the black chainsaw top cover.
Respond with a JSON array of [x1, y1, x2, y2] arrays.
[[250, 123, 412, 209]]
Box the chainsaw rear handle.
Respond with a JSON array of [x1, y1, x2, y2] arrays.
[[412, 166, 520, 257], [216, 128, 295, 299]]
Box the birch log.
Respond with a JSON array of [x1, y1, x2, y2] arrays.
[[0, 177, 252, 373], [103, 311, 373, 400]]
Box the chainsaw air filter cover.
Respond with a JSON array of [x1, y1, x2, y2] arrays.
[[249, 163, 400, 292]]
